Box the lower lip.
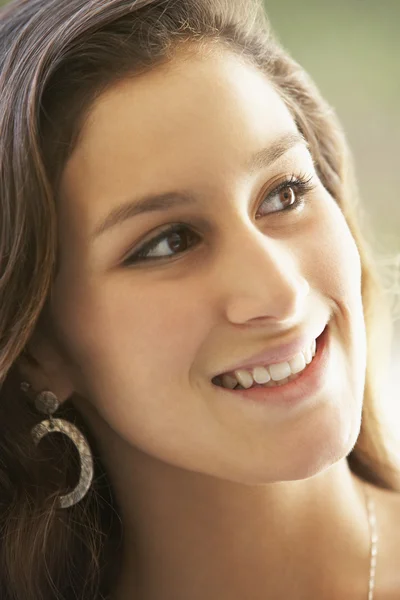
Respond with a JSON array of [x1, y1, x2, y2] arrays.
[[213, 324, 330, 408]]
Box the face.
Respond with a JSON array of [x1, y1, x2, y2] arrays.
[[41, 47, 367, 483]]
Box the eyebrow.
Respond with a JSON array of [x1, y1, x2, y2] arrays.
[[91, 131, 308, 239]]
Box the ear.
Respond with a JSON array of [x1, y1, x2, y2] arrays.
[[17, 328, 76, 404]]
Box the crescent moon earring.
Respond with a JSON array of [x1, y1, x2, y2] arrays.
[[20, 382, 94, 509]]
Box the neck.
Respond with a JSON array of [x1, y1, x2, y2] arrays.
[[108, 446, 370, 600]]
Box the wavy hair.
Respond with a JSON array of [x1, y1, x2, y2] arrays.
[[0, 0, 399, 598]]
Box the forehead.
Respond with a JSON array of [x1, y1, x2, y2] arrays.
[[59, 49, 299, 229]]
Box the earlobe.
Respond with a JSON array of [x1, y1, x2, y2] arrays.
[[16, 338, 76, 406]]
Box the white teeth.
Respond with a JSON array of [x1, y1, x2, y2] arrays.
[[288, 352, 306, 374], [218, 337, 318, 389], [252, 366, 271, 384], [303, 347, 312, 365], [234, 370, 254, 389], [268, 361, 292, 381]]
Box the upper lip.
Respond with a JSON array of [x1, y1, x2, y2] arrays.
[[213, 322, 328, 378]]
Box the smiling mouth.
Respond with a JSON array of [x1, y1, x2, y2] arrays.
[[211, 327, 327, 391]]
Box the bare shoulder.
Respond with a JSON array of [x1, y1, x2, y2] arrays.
[[365, 482, 400, 599]]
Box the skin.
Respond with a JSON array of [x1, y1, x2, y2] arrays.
[[18, 46, 400, 598]]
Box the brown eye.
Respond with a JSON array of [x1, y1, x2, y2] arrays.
[[257, 174, 315, 217], [164, 230, 192, 254], [123, 224, 200, 266], [124, 173, 316, 267], [278, 186, 296, 208]]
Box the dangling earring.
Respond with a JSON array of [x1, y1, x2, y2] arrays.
[[20, 381, 94, 509]]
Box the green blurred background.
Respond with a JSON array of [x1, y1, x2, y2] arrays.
[[1, 0, 400, 434]]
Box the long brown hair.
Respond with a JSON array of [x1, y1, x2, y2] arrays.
[[0, 0, 399, 598]]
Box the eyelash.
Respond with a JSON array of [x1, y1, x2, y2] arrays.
[[123, 172, 316, 266]]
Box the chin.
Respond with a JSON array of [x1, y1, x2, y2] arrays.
[[212, 408, 362, 486]]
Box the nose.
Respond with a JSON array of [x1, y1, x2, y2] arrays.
[[217, 225, 310, 327]]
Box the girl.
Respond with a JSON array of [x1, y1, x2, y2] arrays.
[[1, 0, 399, 598]]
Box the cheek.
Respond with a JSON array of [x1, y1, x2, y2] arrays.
[[309, 195, 363, 308], [50, 276, 213, 458], [53, 275, 210, 411], [311, 195, 367, 380]]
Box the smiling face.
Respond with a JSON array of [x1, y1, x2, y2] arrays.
[[44, 47, 367, 483]]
